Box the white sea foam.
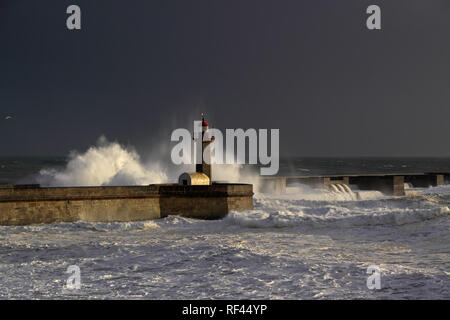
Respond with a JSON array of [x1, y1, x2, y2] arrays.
[[215, 184, 450, 230], [1, 183, 449, 299], [223, 193, 450, 229], [37, 136, 167, 187], [4, 149, 450, 299]]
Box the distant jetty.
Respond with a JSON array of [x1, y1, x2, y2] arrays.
[[258, 172, 449, 195]]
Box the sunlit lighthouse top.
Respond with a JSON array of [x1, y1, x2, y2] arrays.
[[202, 113, 209, 128]]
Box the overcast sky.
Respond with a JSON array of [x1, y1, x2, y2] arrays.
[[1, 0, 450, 158]]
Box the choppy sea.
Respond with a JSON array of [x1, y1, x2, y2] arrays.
[[0, 157, 449, 299]]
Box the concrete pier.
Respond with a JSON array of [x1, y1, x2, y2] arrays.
[[0, 183, 254, 226], [258, 172, 450, 196]]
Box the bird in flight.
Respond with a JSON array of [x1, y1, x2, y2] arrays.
[[4, 115, 12, 120]]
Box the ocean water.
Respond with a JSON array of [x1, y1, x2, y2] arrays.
[[0, 157, 449, 299]]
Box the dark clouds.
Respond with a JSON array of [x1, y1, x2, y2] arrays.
[[1, 0, 450, 157]]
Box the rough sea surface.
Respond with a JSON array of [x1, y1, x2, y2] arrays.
[[0, 157, 449, 299]]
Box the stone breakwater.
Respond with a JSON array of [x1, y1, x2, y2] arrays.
[[0, 183, 254, 226]]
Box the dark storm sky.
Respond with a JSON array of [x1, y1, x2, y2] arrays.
[[1, 0, 450, 158]]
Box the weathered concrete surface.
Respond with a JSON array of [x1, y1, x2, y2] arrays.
[[0, 184, 253, 226], [158, 184, 254, 219], [0, 198, 161, 225]]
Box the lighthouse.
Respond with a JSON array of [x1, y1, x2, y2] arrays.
[[178, 114, 215, 186], [196, 114, 215, 181]]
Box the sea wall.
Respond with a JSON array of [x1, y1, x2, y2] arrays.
[[0, 184, 254, 226]]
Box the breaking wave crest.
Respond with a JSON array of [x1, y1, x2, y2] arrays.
[[37, 136, 168, 187]]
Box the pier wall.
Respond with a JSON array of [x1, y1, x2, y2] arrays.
[[0, 184, 253, 226]]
